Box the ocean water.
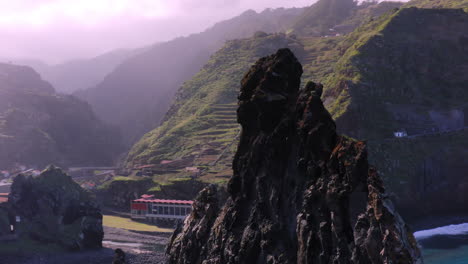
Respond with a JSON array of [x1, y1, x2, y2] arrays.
[[415, 223, 468, 264]]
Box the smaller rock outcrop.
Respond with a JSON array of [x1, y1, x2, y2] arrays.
[[167, 49, 422, 263], [113, 248, 127, 264], [8, 166, 103, 249]]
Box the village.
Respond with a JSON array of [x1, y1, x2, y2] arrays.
[[0, 161, 198, 258], [0, 158, 205, 227]]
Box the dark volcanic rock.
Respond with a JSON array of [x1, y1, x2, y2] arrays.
[[167, 49, 422, 263], [8, 166, 103, 250]]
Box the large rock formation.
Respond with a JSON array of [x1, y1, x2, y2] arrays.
[[8, 166, 103, 250], [167, 49, 422, 263]]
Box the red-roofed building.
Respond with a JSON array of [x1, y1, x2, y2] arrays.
[[0, 193, 8, 203], [131, 194, 193, 222]]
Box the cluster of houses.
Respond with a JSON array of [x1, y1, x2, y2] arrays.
[[0, 166, 41, 180]]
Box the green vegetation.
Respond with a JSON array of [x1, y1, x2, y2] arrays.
[[99, 176, 152, 190], [368, 130, 468, 193], [291, 0, 403, 37], [405, 0, 468, 11], [322, 7, 468, 139], [103, 215, 173, 233], [291, 0, 357, 36], [98, 176, 148, 190], [127, 33, 302, 178], [315, 6, 468, 201]]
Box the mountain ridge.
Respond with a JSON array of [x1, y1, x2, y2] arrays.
[[0, 63, 122, 169], [76, 7, 306, 146]]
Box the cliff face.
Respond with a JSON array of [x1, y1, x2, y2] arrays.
[[8, 166, 103, 250], [322, 7, 468, 221], [167, 49, 421, 263]]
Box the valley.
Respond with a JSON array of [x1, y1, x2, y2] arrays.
[[0, 0, 467, 263]]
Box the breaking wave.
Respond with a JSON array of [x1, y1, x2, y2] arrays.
[[414, 223, 468, 240]]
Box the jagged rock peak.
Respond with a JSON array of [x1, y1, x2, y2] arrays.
[[167, 49, 422, 264]]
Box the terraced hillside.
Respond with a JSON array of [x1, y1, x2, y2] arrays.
[[191, 103, 239, 166], [127, 33, 303, 183]]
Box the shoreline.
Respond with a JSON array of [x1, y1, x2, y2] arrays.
[[409, 214, 468, 232], [0, 226, 170, 264]]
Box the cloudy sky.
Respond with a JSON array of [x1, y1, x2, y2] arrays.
[[0, 0, 316, 64]]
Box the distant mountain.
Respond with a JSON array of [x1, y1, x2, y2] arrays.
[[75, 7, 306, 145], [291, 0, 403, 36], [0, 63, 123, 169], [6, 48, 141, 94], [291, 0, 357, 36]]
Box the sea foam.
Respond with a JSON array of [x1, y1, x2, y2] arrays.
[[414, 223, 468, 240]]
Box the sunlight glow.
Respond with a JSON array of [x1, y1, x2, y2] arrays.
[[0, 0, 172, 27]]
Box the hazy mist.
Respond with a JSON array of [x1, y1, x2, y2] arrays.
[[0, 0, 317, 64]]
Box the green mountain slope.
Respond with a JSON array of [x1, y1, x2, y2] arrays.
[[291, 0, 403, 37], [126, 0, 403, 169], [125, 0, 467, 221], [127, 34, 303, 183], [124, 1, 405, 185], [291, 0, 357, 36], [405, 0, 468, 10], [323, 7, 467, 138], [320, 7, 468, 219], [0, 63, 122, 169]]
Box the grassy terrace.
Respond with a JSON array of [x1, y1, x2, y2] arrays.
[[103, 215, 173, 233]]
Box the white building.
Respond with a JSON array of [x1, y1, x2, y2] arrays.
[[131, 195, 193, 223], [394, 130, 408, 138]]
